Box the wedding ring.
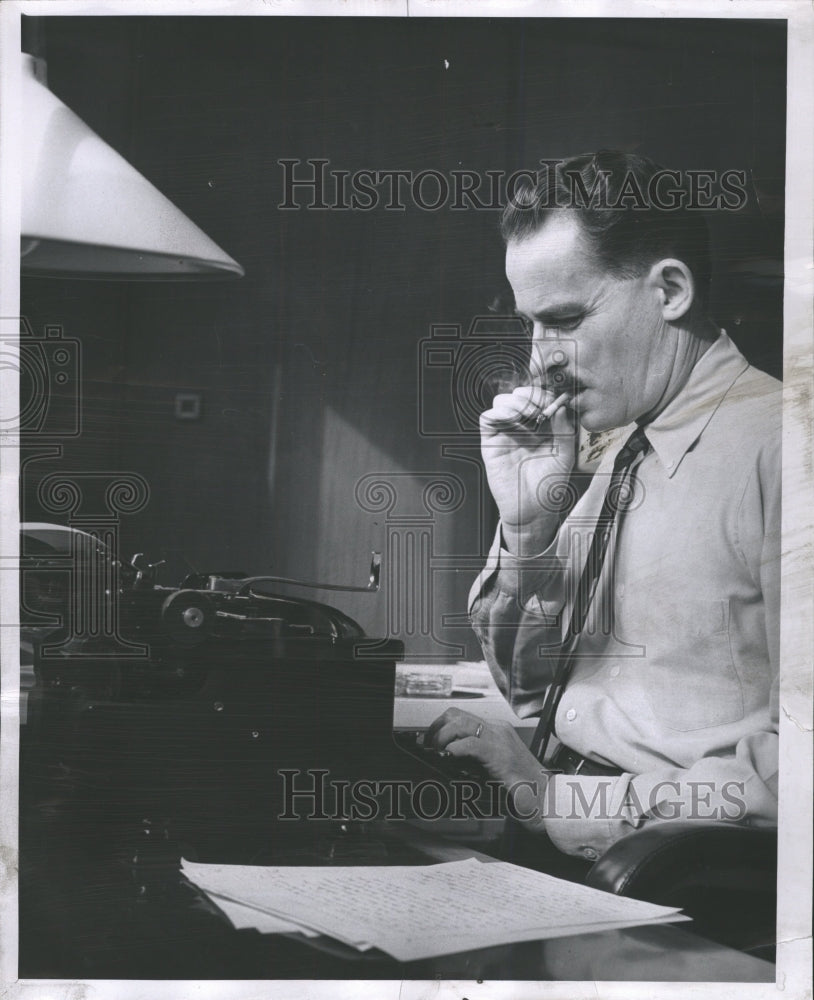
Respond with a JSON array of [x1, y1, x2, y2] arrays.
[[474, 723, 483, 739]]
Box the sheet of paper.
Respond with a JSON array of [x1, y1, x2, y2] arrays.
[[182, 859, 402, 949], [400, 912, 692, 959], [205, 892, 376, 951], [207, 894, 321, 937], [181, 857, 685, 962], [206, 887, 686, 956]]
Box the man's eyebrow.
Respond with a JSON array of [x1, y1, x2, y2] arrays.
[[513, 302, 585, 322]]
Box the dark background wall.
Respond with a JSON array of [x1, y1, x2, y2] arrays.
[[20, 15, 786, 658]]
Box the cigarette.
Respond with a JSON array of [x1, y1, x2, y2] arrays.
[[540, 392, 570, 421]]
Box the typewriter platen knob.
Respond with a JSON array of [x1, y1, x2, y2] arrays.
[[161, 590, 213, 646]]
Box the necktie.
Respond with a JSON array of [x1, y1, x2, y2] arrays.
[[529, 425, 651, 762]]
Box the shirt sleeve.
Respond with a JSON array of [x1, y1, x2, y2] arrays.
[[468, 523, 567, 717], [543, 437, 781, 859], [543, 731, 779, 859]]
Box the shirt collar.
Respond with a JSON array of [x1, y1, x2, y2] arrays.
[[642, 330, 750, 479]]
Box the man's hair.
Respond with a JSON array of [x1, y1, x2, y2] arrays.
[[501, 150, 712, 308]]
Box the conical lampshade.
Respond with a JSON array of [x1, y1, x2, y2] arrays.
[[21, 54, 244, 280]]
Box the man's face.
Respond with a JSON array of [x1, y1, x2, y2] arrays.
[[506, 212, 674, 432]]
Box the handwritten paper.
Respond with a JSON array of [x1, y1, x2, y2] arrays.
[[206, 895, 321, 938], [181, 857, 687, 961]]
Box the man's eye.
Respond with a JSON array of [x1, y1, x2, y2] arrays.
[[547, 317, 581, 332]]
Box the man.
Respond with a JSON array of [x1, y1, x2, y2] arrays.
[[427, 151, 780, 866]]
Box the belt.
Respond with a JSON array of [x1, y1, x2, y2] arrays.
[[549, 744, 623, 778]]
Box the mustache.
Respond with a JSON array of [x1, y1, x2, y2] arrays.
[[542, 372, 583, 396], [526, 357, 582, 394], [485, 365, 584, 397]]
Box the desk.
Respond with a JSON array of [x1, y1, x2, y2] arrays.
[[392, 660, 537, 737], [18, 658, 775, 982], [18, 808, 775, 982]]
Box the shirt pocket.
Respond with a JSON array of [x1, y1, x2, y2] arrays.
[[644, 599, 744, 732]]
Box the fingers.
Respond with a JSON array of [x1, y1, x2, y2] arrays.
[[445, 735, 487, 762], [425, 708, 484, 750], [481, 385, 572, 434], [426, 711, 536, 784], [481, 386, 546, 430], [446, 725, 547, 791], [547, 394, 575, 436]]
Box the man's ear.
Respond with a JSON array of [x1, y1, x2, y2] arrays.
[[648, 258, 695, 321]]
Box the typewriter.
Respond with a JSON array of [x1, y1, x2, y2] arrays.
[[19, 522, 428, 863]]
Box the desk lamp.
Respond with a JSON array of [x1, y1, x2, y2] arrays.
[[20, 30, 244, 281]]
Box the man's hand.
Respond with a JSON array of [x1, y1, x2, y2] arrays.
[[426, 707, 550, 833], [480, 386, 577, 556]]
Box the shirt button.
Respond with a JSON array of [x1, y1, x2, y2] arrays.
[[666, 459, 675, 469], [610, 666, 621, 678], [616, 584, 625, 598], [565, 708, 577, 722], [583, 848, 598, 860]]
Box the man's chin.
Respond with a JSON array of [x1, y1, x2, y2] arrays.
[[578, 410, 618, 434]]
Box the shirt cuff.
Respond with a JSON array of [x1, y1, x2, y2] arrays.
[[471, 522, 563, 605], [543, 773, 645, 860]]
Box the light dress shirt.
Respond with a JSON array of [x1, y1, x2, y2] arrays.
[[469, 331, 781, 860]]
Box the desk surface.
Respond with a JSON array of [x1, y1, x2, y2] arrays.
[[19, 811, 775, 983], [18, 660, 775, 983], [393, 661, 537, 733]]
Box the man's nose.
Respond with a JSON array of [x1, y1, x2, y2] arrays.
[[535, 339, 570, 391]]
